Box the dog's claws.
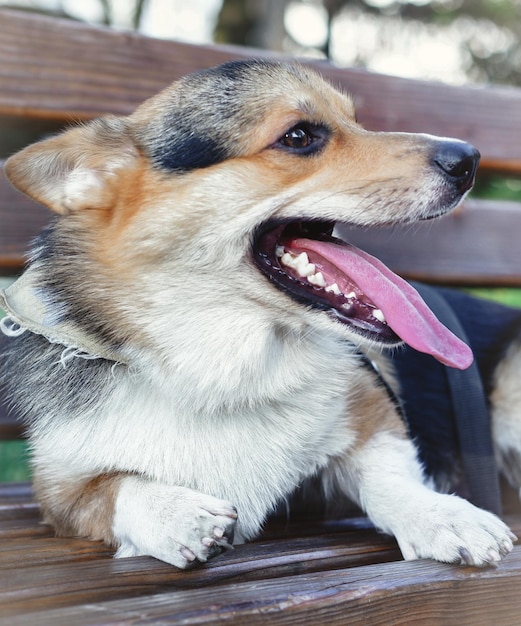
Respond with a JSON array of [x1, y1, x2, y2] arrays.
[[486, 549, 501, 564], [180, 547, 197, 562], [213, 526, 225, 539], [458, 547, 474, 566]]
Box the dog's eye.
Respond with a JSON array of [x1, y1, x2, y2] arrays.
[[276, 122, 329, 155], [281, 126, 312, 150]]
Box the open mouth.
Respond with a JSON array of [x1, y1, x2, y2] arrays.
[[253, 220, 473, 370], [254, 221, 398, 344]]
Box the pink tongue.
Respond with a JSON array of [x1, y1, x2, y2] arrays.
[[291, 238, 473, 370]]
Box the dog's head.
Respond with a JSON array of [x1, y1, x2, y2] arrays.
[[5, 60, 476, 369]]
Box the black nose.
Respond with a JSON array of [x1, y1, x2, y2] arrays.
[[432, 140, 480, 192]]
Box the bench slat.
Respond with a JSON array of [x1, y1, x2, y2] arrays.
[[37, 549, 521, 626], [2, 8, 521, 173], [1, 540, 521, 625], [341, 199, 521, 286], [0, 164, 50, 270], [52, 551, 521, 626], [0, 416, 24, 440], [0, 491, 520, 626]]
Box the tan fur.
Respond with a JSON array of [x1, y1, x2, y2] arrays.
[[350, 370, 408, 447], [34, 473, 125, 544]]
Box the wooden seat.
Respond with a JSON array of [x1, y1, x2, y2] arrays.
[[2, 8, 521, 624]]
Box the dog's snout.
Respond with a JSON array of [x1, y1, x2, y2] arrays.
[[432, 140, 480, 192]]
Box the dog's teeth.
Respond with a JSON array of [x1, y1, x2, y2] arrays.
[[300, 263, 315, 277], [279, 250, 327, 287], [346, 291, 356, 299], [281, 252, 296, 268], [295, 252, 310, 272], [325, 283, 341, 295], [308, 272, 326, 287], [295, 253, 317, 278], [303, 264, 316, 277], [275, 246, 285, 258], [373, 309, 386, 323]]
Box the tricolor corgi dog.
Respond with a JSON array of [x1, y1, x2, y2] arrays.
[[1, 59, 519, 568]]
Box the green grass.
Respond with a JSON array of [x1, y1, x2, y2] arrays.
[[472, 174, 521, 202]]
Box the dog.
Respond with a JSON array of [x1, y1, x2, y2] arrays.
[[1, 59, 519, 569]]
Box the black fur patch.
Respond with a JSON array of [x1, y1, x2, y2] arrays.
[[137, 60, 309, 172], [30, 220, 125, 353], [1, 331, 118, 428], [157, 131, 228, 172]]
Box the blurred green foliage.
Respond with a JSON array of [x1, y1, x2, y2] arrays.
[[473, 174, 521, 202], [0, 441, 30, 482]]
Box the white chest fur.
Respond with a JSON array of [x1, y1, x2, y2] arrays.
[[32, 346, 359, 537]]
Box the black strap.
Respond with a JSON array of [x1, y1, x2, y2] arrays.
[[413, 283, 502, 515]]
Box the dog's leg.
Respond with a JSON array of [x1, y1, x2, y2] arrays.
[[491, 336, 521, 491], [336, 430, 514, 565], [113, 477, 238, 567], [324, 378, 515, 566], [34, 472, 237, 568]]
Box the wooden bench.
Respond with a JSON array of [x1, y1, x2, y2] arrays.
[[2, 8, 521, 624]]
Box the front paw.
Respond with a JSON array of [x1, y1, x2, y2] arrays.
[[395, 494, 516, 567], [113, 478, 237, 568]]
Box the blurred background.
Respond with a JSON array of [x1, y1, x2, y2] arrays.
[[2, 0, 521, 203], [1, 0, 521, 87]]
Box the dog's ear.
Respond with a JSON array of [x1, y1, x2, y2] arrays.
[[4, 117, 140, 215]]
